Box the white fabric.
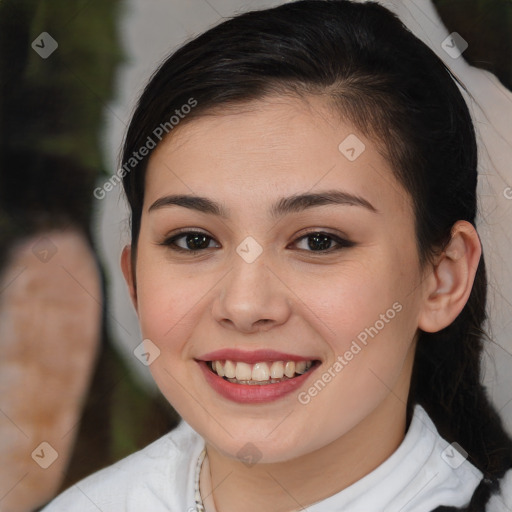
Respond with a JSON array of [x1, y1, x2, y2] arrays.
[[41, 405, 511, 511]]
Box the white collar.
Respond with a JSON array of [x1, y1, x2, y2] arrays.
[[306, 404, 483, 511], [184, 404, 483, 511]]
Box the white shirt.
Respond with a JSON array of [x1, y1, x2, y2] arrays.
[[41, 405, 512, 511]]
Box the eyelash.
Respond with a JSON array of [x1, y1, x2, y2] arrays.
[[159, 229, 355, 255]]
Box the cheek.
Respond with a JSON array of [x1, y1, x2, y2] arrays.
[[134, 247, 205, 342], [300, 250, 420, 380], [134, 255, 205, 414], [297, 259, 404, 339]]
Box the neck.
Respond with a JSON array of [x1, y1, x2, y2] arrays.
[[201, 397, 409, 512]]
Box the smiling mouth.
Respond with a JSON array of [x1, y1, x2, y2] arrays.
[[207, 359, 317, 385]]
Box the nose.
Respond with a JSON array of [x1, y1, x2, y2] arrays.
[[212, 255, 291, 334]]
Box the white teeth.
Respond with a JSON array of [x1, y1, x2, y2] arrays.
[[270, 361, 284, 379], [210, 359, 314, 383], [235, 362, 252, 381], [224, 360, 236, 379], [295, 361, 307, 374], [215, 361, 225, 377], [252, 362, 270, 381], [284, 361, 296, 378]]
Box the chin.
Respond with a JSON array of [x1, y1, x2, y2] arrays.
[[201, 423, 316, 465]]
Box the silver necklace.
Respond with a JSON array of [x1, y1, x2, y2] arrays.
[[194, 448, 207, 512]]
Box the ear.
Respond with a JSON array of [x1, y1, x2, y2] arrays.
[[121, 245, 138, 313], [418, 220, 482, 333]]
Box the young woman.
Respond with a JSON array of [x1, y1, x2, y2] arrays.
[[42, 1, 512, 510]]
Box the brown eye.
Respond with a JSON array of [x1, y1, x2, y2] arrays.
[[161, 231, 220, 253], [181, 233, 211, 250], [293, 231, 354, 253]]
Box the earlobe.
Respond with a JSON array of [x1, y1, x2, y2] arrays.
[[418, 221, 482, 333], [121, 245, 138, 312]]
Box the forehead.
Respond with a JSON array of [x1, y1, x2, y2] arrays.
[[144, 95, 411, 218]]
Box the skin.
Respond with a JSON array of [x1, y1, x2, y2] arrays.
[[121, 94, 481, 511]]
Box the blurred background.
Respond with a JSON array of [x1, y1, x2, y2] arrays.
[[0, 1, 511, 511]]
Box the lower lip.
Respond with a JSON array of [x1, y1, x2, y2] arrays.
[[197, 361, 318, 403]]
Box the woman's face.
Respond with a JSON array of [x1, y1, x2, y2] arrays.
[[125, 95, 429, 463]]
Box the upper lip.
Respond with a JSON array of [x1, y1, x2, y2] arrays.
[[196, 349, 318, 364]]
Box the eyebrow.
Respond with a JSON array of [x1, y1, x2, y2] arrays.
[[148, 189, 378, 218]]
